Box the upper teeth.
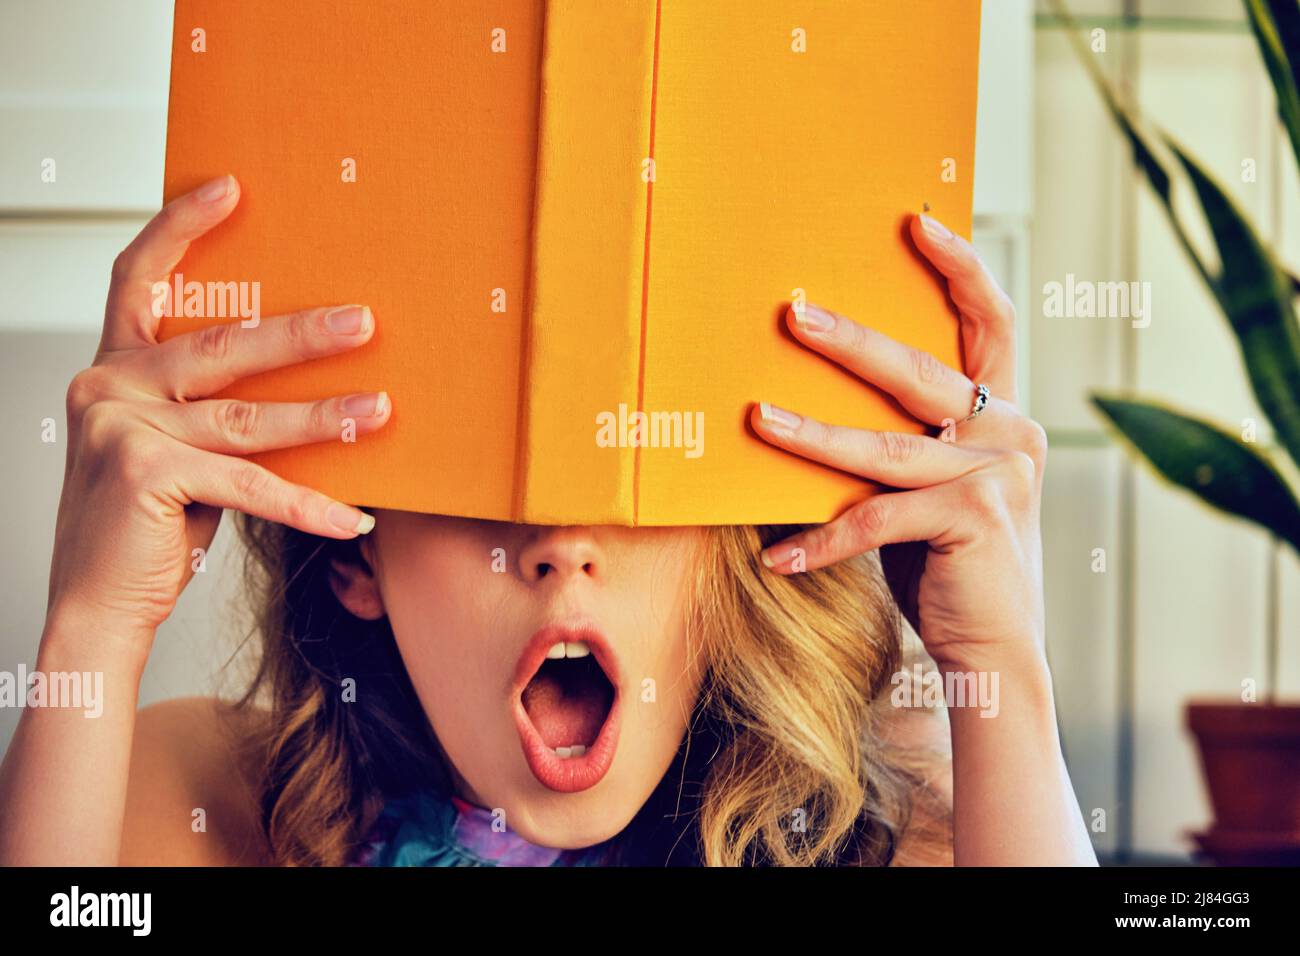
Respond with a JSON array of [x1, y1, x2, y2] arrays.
[[546, 641, 591, 660]]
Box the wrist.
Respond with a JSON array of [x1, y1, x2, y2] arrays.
[[40, 601, 155, 677], [931, 634, 1049, 682], [932, 641, 1056, 723]]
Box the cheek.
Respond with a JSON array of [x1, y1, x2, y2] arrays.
[[375, 539, 515, 726], [616, 546, 706, 748]]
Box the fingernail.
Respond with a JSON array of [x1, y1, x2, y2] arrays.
[[793, 303, 836, 333], [325, 305, 371, 335], [760, 542, 796, 569], [919, 212, 953, 241], [328, 503, 375, 535], [759, 401, 802, 432], [197, 175, 234, 203], [340, 391, 389, 418]]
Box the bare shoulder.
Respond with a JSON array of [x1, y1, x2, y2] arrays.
[[120, 696, 272, 866]]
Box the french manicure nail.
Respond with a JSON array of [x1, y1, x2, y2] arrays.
[[328, 503, 374, 535], [794, 303, 836, 333], [760, 542, 795, 569], [325, 305, 371, 335], [919, 212, 954, 241], [340, 391, 389, 418], [197, 175, 234, 203], [759, 401, 802, 432]]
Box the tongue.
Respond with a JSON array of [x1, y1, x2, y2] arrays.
[[521, 668, 610, 749]]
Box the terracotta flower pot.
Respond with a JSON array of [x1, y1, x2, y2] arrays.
[[1185, 700, 1300, 864], [1189, 828, 1300, 866]]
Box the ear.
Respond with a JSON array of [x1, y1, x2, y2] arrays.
[[327, 538, 386, 621]]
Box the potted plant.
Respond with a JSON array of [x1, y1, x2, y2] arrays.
[[1056, 0, 1300, 864]]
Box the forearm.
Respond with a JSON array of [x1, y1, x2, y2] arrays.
[[942, 645, 1097, 866], [0, 609, 151, 866]]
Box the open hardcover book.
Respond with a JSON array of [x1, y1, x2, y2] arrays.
[[161, 0, 982, 525]]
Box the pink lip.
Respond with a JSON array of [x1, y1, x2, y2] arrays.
[[512, 623, 622, 794]]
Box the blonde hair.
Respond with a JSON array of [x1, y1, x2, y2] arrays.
[[229, 517, 948, 866]]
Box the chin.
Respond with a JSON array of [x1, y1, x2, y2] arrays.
[[510, 807, 626, 850], [500, 779, 645, 850]]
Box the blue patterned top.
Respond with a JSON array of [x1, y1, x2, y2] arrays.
[[349, 789, 616, 867]]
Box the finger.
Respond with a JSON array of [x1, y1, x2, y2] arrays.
[[174, 443, 375, 539], [760, 482, 960, 573], [141, 304, 374, 401], [101, 175, 241, 353], [750, 402, 988, 488], [143, 391, 391, 455], [785, 301, 982, 428], [908, 212, 1018, 405]]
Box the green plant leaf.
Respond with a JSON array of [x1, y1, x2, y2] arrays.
[[1097, 395, 1300, 554], [1245, 0, 1300, 171], [1092, 395, 1300, 556], [1166, 142, 1300, 476]]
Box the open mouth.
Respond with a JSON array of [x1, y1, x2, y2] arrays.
[[512, 626, 622, 793], [522, 642, 615, 754]]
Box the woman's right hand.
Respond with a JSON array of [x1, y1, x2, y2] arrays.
[[47, 174, 390, 646]]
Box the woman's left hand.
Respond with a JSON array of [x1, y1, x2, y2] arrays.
[[752, 212, 1048, 677]]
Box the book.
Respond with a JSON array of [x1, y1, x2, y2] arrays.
[[161, 0, 982, 526]]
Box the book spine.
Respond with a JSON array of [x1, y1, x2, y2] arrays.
[[513, 0, 660, 525]]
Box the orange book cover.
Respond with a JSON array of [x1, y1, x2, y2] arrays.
[[160, 0, 982, 526]]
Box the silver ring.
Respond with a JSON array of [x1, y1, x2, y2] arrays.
[[962, 383, 990, 423]]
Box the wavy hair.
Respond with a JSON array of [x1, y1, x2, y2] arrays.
[[225, 516, 948, 866]]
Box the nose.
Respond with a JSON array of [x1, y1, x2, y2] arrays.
[[517, 526, 602, 584]]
